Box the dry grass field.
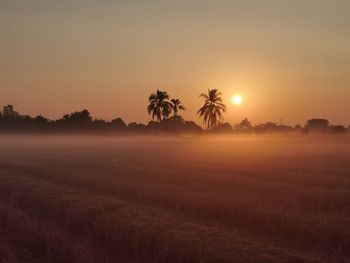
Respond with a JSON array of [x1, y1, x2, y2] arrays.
[[0, 134, 350, 263]]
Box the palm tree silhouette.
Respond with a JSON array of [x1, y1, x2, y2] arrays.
[[170, 99, 185, 118], [197, 89, 227, 130], [148, 90, 172, 122]]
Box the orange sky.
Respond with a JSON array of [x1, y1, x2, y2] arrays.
[[1, 1, 349, 126]]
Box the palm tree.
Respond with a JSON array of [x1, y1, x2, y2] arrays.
[[147, 90, 172, 122], [170, 99, 185, 118], [197, 89, 227, 130]]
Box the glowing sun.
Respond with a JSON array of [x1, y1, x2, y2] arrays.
[[231, 94, 243, 106]]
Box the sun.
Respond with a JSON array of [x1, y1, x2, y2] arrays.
[[231, 94, 243, 106]]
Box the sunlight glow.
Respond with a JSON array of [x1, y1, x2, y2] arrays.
[[231, 94, 243, 106]]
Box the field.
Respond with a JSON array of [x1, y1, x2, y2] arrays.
[[0, 135, 350, 263]]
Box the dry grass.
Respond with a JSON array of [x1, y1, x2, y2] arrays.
[[0, 134, 349, 262]]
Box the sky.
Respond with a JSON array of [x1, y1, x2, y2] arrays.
[[1, 0, 350, 126]]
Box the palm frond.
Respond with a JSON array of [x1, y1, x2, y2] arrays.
[[197, 89, 227, 129]]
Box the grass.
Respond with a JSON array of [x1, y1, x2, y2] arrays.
[[0, 134, 349, 262]]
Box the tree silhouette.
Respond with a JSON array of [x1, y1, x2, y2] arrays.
[[147, 90, 172, 122], [235, 118, 252, 131], [111, 117, 127, 130], [197, 89, 227, 130], [306, 119, 329, 133], [62, 109, 92, 123], [330, 125, 346, 134], [170, 99, 185, 118], [2, 105, 19, 120], [57, 110, 93, 129], [0, 103, 347, 135], [33, 115, 49, 127]]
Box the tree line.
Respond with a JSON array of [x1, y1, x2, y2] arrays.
[[0, 89, 348, 134], [146, 89, 348, 134]]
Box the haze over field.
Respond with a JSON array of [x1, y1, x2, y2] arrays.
[[1, 135, 350, 262]]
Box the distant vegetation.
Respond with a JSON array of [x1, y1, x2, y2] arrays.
[[0, 89, 348, 134]]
